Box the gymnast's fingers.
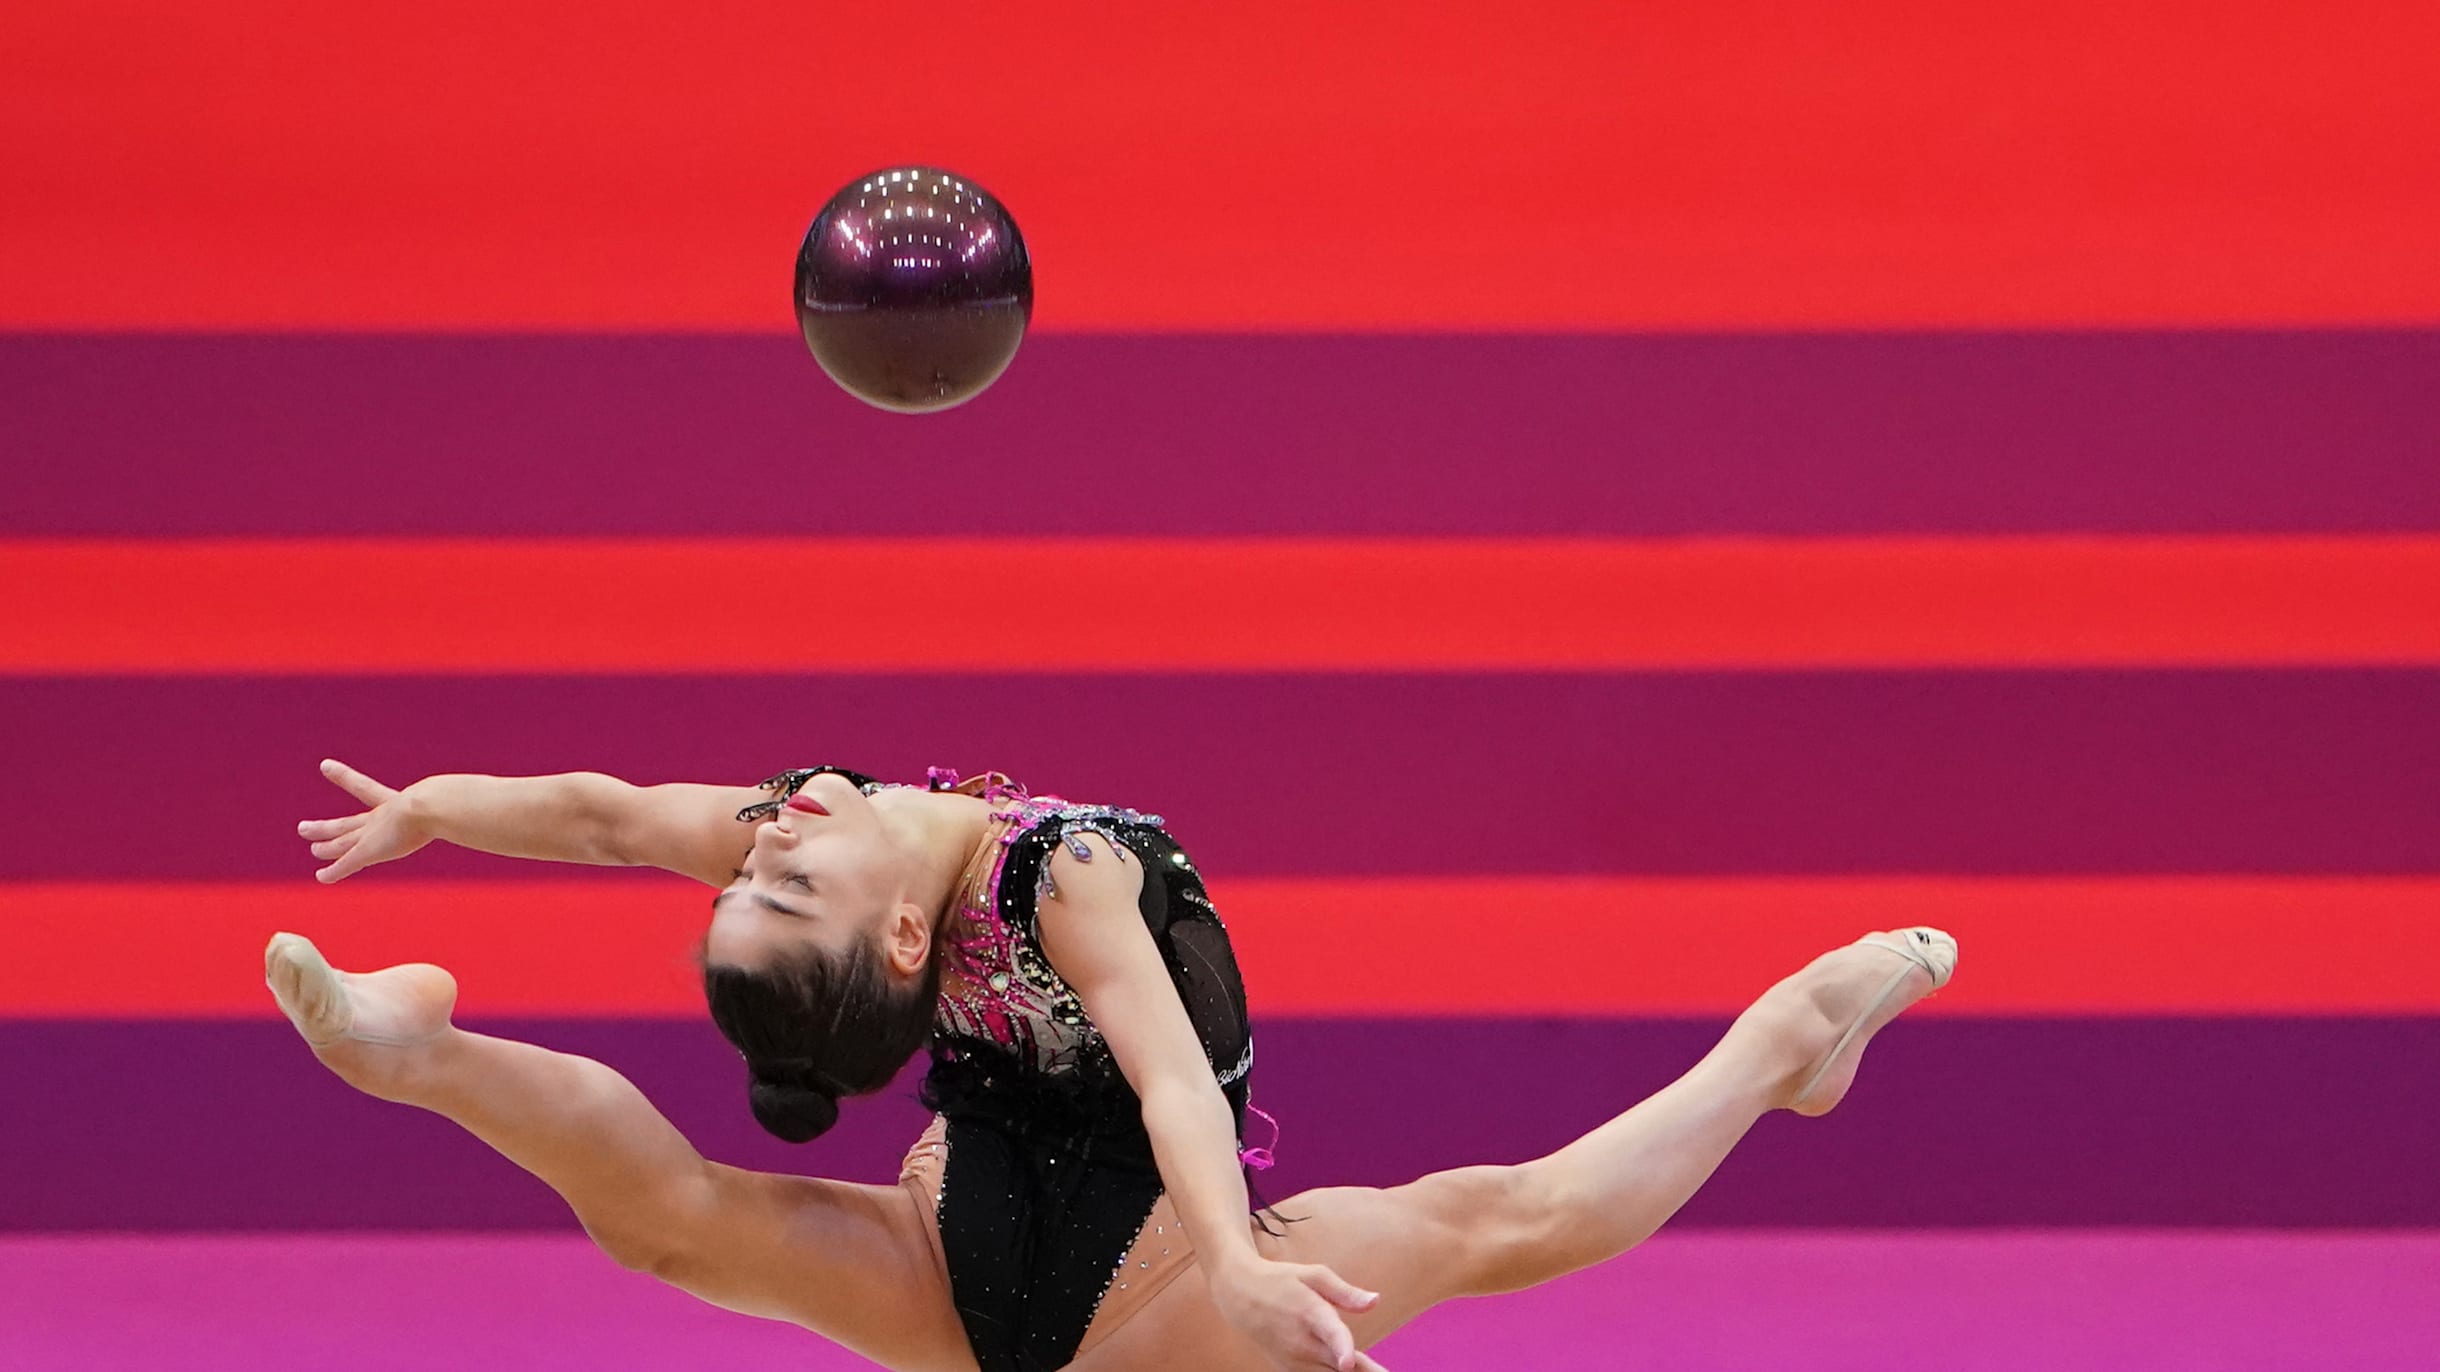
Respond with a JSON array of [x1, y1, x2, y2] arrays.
[[1346, 1354, 1390, 1372], [299, 814, 367, 842], [1313, 1313, 1360, 1371], [320, 758, 397, 807], [1302, 1264, 1380, 1315], [309, 832, 361, 862], [316, 836, 385, 883]]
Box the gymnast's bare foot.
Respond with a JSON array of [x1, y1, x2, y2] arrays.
[[265, 932, 458, 1096], [1771, 928, 1958, 1117]]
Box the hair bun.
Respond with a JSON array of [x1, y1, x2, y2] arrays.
[[748, 1073, 840, 1143]]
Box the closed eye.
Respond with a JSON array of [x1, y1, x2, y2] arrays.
[[708, 867, 814, 916]]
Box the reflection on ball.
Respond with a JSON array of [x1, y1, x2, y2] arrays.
[[794, 167, 1032, 414]]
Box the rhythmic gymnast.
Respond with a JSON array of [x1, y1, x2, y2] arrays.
[[270, 758, 1956, 1372]]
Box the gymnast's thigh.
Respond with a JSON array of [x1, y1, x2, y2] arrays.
[[665, 1155, 976, 1372], [1066, 1181, 1500, 1368]]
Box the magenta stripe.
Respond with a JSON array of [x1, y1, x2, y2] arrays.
[[5, 331, 2436, 537], [5, 670, 2434, 882], [1381, 1232, 2440, 1371], [6, 1017, 2434, 1231], [4, 1232, 2433, 1371]]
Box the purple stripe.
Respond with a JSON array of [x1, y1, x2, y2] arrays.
[[4, 331, 2436, 536], [5, 670, 2435, 881], [6, 1233, 2436, 1371], [5, 1017, 2434, 1231]]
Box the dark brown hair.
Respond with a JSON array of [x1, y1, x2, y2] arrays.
[[702, 937, 941, 1141]]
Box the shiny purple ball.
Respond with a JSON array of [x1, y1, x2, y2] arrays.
[[794, 167, 1033, 414]]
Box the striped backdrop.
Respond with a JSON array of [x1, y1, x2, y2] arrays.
[[5, 0, 2437, 1251]]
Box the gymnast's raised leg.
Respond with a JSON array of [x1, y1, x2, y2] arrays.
[[1071, 928, 1956, 1368], [263, 933, 977, 1372]]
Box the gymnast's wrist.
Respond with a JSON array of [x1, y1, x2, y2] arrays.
[[393, 779, 441, 836], [1202, 1238, 1267, 1282]]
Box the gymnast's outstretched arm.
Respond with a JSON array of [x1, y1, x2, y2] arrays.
[[298, 758, 763, 886], [1039, 834, 1388, 1372]]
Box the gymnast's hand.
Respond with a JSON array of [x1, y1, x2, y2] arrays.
[[1206, 1254, 1389, 1372], [297, 759, 434, 883]]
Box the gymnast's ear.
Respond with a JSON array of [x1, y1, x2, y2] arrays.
[[880, 899, 931, 978]]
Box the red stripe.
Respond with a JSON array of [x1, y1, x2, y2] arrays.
[[6, 536, 2437, 673], [4, 2, 2435, 328], [7, 877, 2434, 1017]]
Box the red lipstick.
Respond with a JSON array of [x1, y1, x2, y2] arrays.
[[784, 793, 829, 816]]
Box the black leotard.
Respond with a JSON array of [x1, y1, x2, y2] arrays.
[[745, 767, 1258, 1372]]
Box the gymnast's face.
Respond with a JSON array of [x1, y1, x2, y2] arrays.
[[704, 771, 931, 978]]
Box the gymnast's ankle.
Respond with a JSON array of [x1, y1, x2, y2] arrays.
[[265, 933, 459, 1100]]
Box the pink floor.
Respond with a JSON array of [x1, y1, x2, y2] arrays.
[[5, 1231, 2433, 1370]]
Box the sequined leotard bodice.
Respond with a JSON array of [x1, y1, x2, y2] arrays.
[[742, 766, 1258, 1372]]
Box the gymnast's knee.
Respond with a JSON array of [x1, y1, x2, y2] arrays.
[[582, 1216, 681, 1276], [1397, 1164, 1575, 1296]]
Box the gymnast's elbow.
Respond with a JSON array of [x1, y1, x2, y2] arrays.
[[565, 773, 647, 866]]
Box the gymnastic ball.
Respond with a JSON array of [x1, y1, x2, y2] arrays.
[[794, 167, 1033, 414]]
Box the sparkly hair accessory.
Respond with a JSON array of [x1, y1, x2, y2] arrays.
[[736, 765, 912, 822], [736, 767, 823, 823]]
